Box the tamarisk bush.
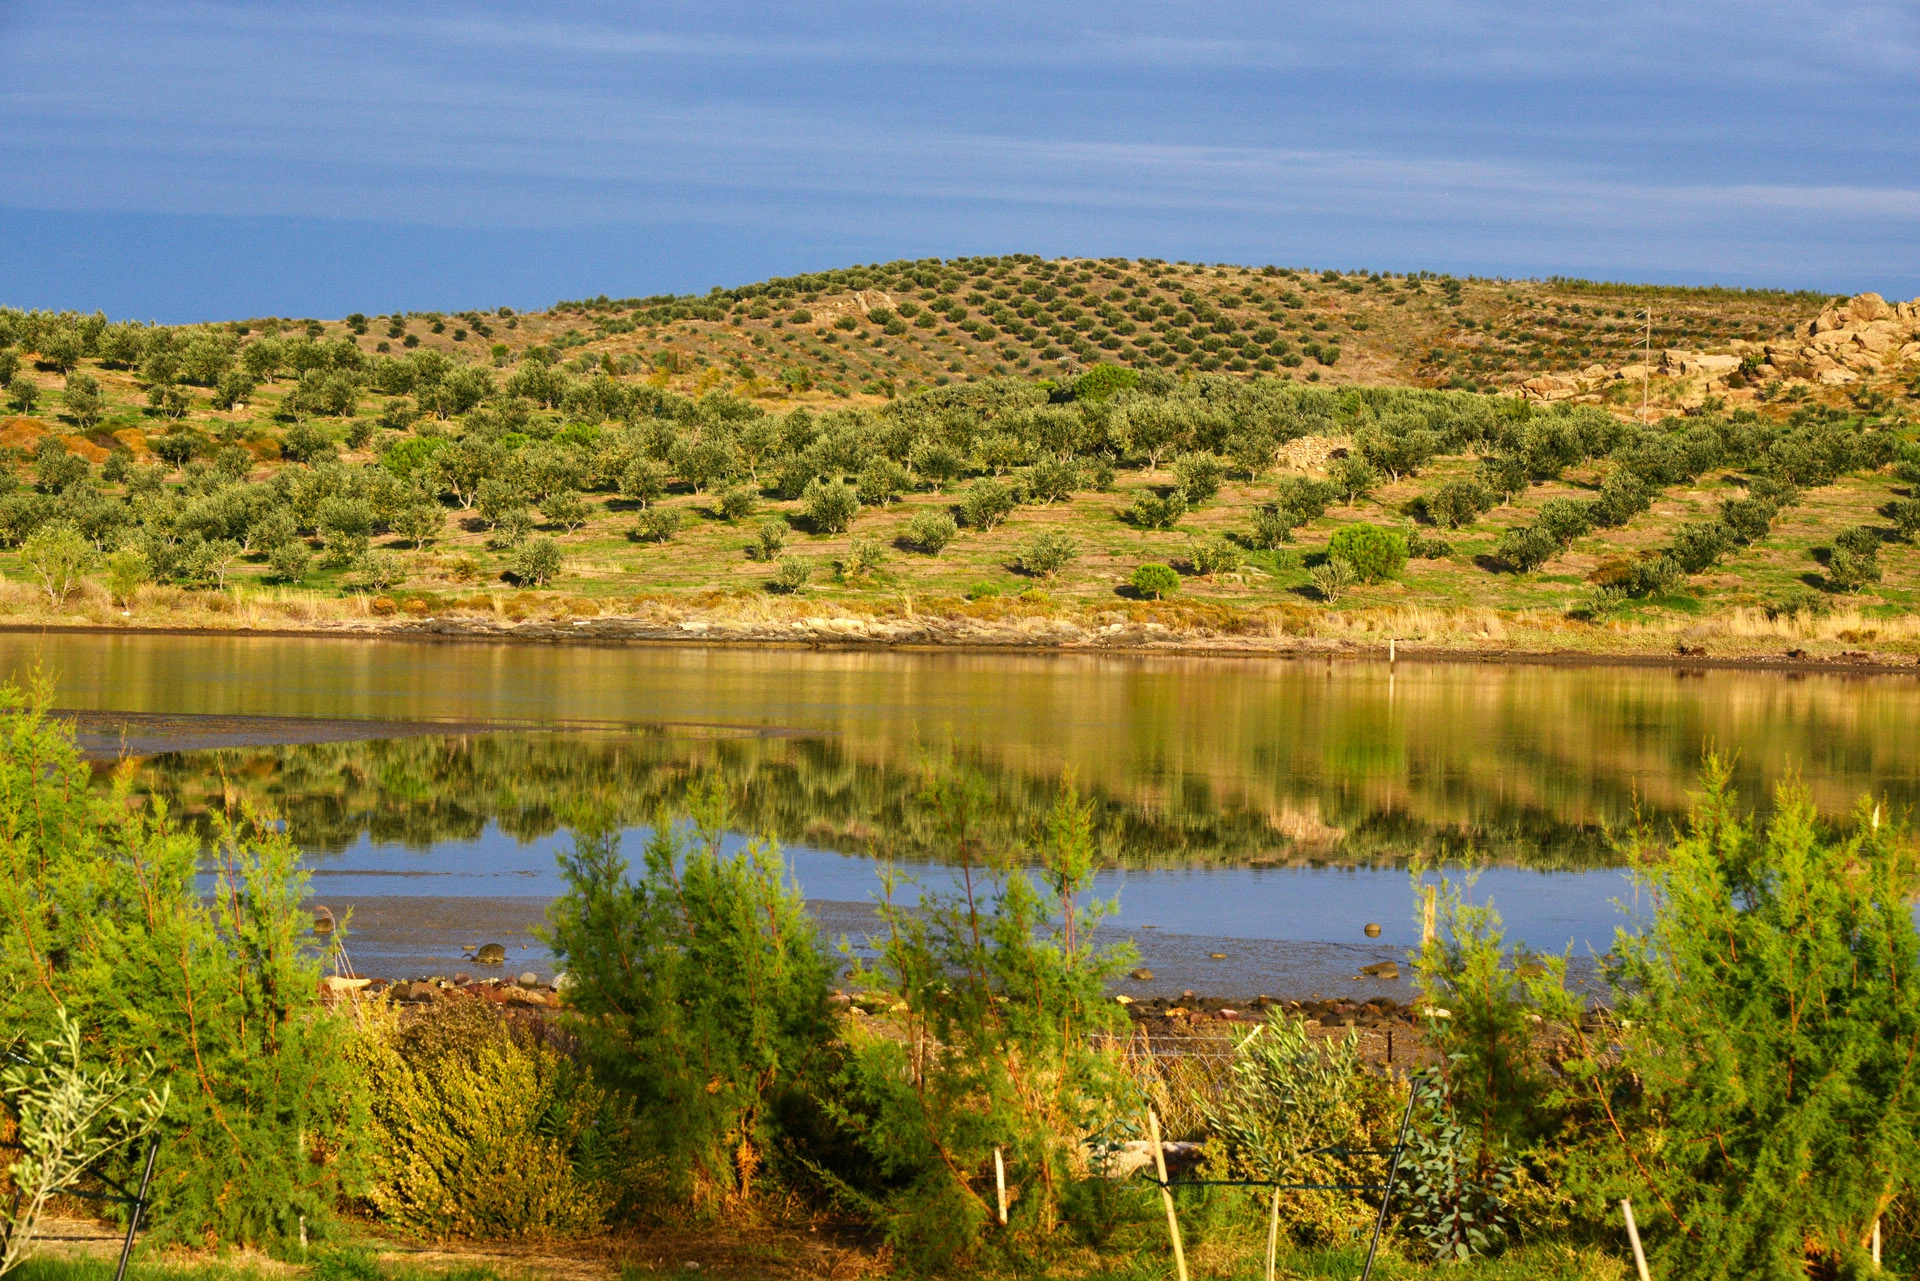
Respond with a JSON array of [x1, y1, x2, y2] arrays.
[[544, 786, 836, 1210], [831, 773, 1136, 1270]]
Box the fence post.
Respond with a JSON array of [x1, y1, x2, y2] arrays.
[[1360, 1079, 1419, 1281], [1145, 1109, 1188, 1281], [1622, 1199, 1652, 1281], [113, 1139, 159, 1281]]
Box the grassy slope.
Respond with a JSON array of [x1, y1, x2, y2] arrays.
[[1, 256, 1916, 658]]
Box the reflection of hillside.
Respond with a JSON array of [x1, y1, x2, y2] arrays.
[[137, 730, 1631, 871]]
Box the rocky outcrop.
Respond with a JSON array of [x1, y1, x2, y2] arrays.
[[1519, 292, 1919, 401]]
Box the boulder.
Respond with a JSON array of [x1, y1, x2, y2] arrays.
[[472, 943, 507, 965], [1359, 961, 1400, 980], [1851, 324, 1903, 354], [1847, 293, 1893, 323], [1129, 968, 1155, 981]]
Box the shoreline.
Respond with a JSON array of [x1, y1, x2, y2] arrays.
[[7, 614, 1920, 676]]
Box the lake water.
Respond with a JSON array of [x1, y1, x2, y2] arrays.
[[4, 632, 1916, 997]]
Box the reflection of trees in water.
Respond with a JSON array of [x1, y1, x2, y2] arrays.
[[135, 730, 1630, 871]]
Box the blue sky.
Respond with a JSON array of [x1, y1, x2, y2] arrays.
[[2, 1, 1916, 321]]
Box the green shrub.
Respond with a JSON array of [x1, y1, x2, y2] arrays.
[[1891, 497, 1920, 542], [1554, 766, 1920, 1280], [959, 478, 1016, 531], [803, 479, 861, 533], [1128, 491, 1187, 530], [16, 523, 95, 607], [751, 516, 789, 561], [1190, 538, 1242, 578], [1131, 562, 1179, 599], [633, 506, 683, 543], [1591, 468, 1652, 528], [904, 508, 958, 554], [1669, 521, 1731, 573], [1327, 455, 1379, 503], [1495, 525, 1558, 573], [510, 537, 563, 586], [1170, 452, 1225, 503], [1406, 531, 1453, 559], [1309, 557, 1357, 603], [1249, 506, 1298, 548], [1825, 544, 1881, 593], [767, 557, 810, 593], [540, 491, 590, 532], [1274, 476, 1335, 522], [854, 460, 908, 507], [1325, 523, 1407, 582], [1424, 478, 1495, 529], [835, 536, 887, 582], [355, 549, 408, 591], [267, 540, 311, 583], [715, 487, 756, 523], [0, 691, 366, 1249], [353, 1002, 617, 1239], [833, 779, 1134, 1269], [1534, 497, 1594, 546], [545, 795, 836, 1209], [1071, 362, 1139, 401], [1014, 530, 1078, 579], [1201, 1018, 1403, 1245]]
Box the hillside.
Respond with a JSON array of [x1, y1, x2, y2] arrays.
[[0, 255, 1916, 662]]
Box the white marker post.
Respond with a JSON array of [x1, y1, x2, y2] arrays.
[[1147, 1109, 1188, 1281], [1622, 1199, 1651, 1281], [994, 1147, 1007, 1226]]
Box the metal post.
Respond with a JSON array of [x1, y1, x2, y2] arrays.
[[113, 1139, 158, 1281], [1360, 1081, 1419, 1281]]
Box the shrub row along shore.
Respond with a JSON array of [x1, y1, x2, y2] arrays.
[[4, 682, 1918, 1280]]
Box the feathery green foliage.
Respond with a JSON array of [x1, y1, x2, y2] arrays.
[[544, 787, 836, 1210]]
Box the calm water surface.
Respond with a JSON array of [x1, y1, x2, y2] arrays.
[[4, 633, 1915, 994]]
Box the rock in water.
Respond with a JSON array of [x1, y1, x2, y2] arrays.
[[1208, 952, 1227, 960], [1129, 967, 1155, 981], [1364, 922, 1381, 938], [312, 905, 335, 936], [473, 943, 507, 965], [1360, 961, 1400, 980], [518, 971, 538, 988]]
